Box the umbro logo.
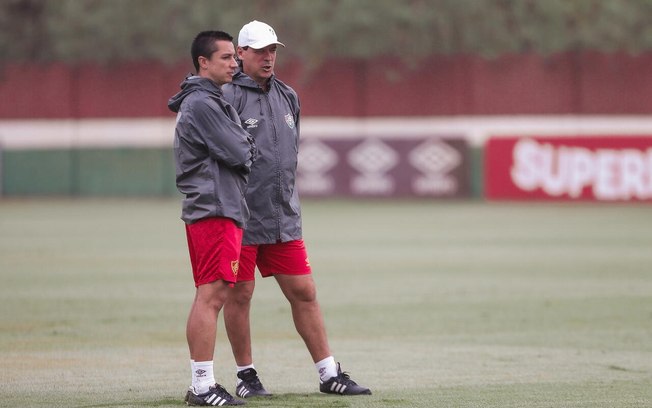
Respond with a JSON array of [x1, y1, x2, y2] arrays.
[[244, 118, 258, 129]]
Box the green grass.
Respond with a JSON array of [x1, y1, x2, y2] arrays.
[[1, 198, 651, 407]]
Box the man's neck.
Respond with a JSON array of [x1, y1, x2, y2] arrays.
[[257, 78, 270, 92], [244, 71, 270, 92]]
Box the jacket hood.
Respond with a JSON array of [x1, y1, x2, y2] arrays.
[[230, 71, 274, 90], [168, 76, 223, 113]]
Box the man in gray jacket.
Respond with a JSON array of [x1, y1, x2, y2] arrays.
[[222, 20, 371, 398], [168, 30, 255, 406]]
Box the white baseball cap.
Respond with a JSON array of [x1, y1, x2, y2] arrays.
[[238, 20, 285, 49]]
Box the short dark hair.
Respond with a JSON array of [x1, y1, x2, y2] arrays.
[[191, 31, 233, 73]]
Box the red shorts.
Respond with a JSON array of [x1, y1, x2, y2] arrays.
[[185, 217, 243, 287], [237, 239, 312, 282]]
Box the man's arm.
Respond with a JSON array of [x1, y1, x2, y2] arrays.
[[192, 99, 255, 171]]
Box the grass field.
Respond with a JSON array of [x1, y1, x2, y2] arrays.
[[1, 198, 651, 408]]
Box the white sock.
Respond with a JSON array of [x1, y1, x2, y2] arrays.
[[315, 356, 337, 382], [237, 363, 255, 372], [236, 364, 255, 385], [191, 360, 215, 394]]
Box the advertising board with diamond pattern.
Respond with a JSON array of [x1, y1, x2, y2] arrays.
[[297, 137, 469, 198]]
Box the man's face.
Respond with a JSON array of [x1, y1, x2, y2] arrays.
[[238, 44, 278, 86], [199, 40, 238, 85]]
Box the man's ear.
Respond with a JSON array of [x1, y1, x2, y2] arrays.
[[198, 56, 209, 70]]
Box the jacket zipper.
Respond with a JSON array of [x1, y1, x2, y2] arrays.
[[262, 91, 283, 242]]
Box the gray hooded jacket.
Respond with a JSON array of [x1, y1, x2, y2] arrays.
[[168, 76, 256, 228], [222, 72, 302, 244]]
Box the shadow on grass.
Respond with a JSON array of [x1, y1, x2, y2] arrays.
[[79, 393, 376, 407], [242, 393, 352, 407]]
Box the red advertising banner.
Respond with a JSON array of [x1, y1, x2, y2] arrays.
[[485, 136, 652, 202], [298, 137, 470, 198]]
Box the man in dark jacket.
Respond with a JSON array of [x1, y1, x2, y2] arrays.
[[222, 20, 371, 398], [168, 30, 255, 407]]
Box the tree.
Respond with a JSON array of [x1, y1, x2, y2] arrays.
[[2, 0, 652, 66]]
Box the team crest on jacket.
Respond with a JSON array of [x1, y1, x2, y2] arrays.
[[284, 113, 295, 129]]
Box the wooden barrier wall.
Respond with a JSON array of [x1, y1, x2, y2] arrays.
[[2, 51, 652, 119]]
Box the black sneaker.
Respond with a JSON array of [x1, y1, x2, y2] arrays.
[[185, 383, 245, 406], [236, 368, 272, 398], [319, 363, 372, 395]]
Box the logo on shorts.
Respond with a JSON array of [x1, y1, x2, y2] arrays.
[[231, 260, 239, 276], [305, 257, 310, 267]]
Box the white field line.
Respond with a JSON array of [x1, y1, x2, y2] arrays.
[[1, 116, 652, 150]]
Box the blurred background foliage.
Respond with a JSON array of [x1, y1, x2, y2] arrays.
[[2, 0, 652, 67]]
